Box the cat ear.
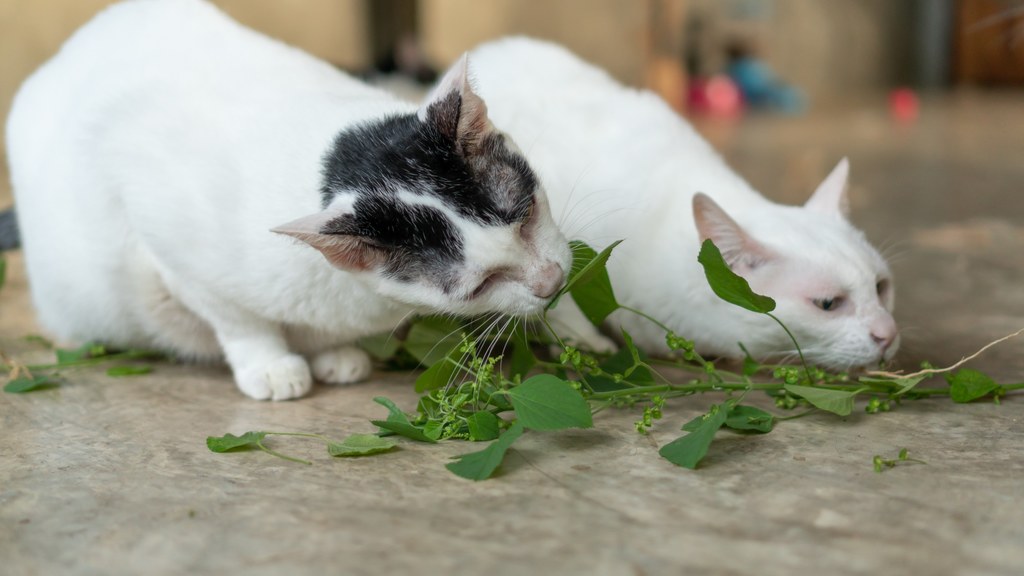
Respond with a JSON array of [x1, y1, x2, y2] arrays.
[[692, 193, 770, 270], [271, 210, 381, 271], [418, 53, 491, 154], [804, 157, 850, 217]]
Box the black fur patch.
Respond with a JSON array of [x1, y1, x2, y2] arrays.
[[322, 197, 462, 289], [317, 105, 540, 288], [320, 112, 536, 226]]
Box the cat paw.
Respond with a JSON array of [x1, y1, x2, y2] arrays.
[[235, 354, 313, 401], [311, 346, 373, 385]]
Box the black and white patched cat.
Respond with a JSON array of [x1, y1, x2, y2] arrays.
[[466, 38, 898, 371], [6, 1, 570, 400]]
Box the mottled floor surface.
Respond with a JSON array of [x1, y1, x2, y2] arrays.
[[2, 92, 1023, 576]]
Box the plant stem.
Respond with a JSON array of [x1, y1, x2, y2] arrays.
[[255, 440, 313, 465], [26, 349, 162, 372], [619, 305, 674, 334], [766, 313, 812, 382]]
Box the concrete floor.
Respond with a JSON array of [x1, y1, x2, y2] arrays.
[[2, 92, 1024, 576]]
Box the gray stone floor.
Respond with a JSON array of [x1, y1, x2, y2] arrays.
[[2, 92, 1023, 576]]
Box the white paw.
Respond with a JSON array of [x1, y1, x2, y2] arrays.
[[235, 354, 313, 401], [311, 346, 373, 385]]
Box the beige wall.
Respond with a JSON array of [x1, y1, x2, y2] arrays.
[[0, 0, 368, 192], [420, 0, 660, 88]]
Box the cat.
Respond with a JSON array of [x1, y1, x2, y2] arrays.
[[5, 1, 571, 400], [465, 38, 898, 371]]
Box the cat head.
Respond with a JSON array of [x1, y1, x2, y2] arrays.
[[274, 55, 571, 317], [694, 159, 898, 370]]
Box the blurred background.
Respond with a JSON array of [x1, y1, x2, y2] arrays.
[[2, 0, 1022, 120], [1, 0, 1023, 366]]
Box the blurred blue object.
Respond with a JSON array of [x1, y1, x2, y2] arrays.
[[727, 56, 806, 114]]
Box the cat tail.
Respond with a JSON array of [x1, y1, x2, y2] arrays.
[[0, 206, 20, 251]]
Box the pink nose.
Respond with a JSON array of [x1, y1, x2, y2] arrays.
[[530, 261, 564, 299], [870, 316, 898, 352]]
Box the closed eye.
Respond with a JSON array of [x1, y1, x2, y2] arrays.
[[470, 271, 505, 299], [812, 296, 844, 312]]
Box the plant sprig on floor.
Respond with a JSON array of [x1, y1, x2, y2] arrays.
[[207, 239, 1020, 478], [2, 341, 162, 393]]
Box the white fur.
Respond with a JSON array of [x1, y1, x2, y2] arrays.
[[6, 2, 569, 400], [467, 38, 898, 370]]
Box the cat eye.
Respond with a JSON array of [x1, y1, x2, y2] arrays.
[[470, 273, 501, 299], [876, 279, 890, 297], [813, 297, 843, 312]]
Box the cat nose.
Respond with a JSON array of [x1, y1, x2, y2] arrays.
[[530, 261, 564, 299], [870, 317, 898, 352]]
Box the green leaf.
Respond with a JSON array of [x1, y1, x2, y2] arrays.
[[466, 411, 500, 441], [741, 352, 760, 377], [660, 402, 731, 469], [585, 346, 654, 392], [23, 334, 54, 348], [327, 434, 397, 457], [508, 327, 537, 379], [403, 316, 465, 366], [681, 403, 774, 434], [4, 375, 62, 393], [724, 405, 774, 433], [371, 396, 437, 443], [206, 431, 267, 452], [558, 241, 622, 326], [697, 239, 776, 314], [621, 329, 641, 375], [446, 422, 525, 480], [55, 342, 109, 364], [0, 256, 6, 292], [507, 374, 593, 430], [947, 369, 1001, 403], [371, 420, 437, 443], [358, 332, 401, 361], [422, 419, 445, 441], [784, 384, 858, 416], [106, 365, 153, 377], [860, 375, 926, 396], [415, 356, 461, 393]]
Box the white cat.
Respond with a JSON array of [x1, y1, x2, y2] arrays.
[[467, 38, 898, 371], [6, 2, 571, 400]]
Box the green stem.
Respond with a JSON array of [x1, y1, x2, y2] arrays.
[[26, 349, 162, 372], [766, 313, 812, 383], [255, 440, 313, 465], [587, 381, 781, 401], [775, 409, 818, 421], [265, 431, 334, 442], [619, 305, 674, 334]]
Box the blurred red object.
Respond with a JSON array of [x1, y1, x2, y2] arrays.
[[687, 75, 743, 117], [889, 88, 919, 122]]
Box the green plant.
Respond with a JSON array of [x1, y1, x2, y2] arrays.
[[205, 239, 1022, 478], [2, 341, 161, 392]]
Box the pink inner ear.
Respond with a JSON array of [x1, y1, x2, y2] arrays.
[[805, 157, 850, 217], [275, 230, 378, 272], [418, 53, 492, 153], [271, 211, 379, 271], [692, 192, 767, 269]]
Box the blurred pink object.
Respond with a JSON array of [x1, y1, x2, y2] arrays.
[[889, 88, 919, 122], [687, 75, 742, 117]]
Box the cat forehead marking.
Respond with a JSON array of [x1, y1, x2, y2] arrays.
[[320, 113, 535, 227]]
